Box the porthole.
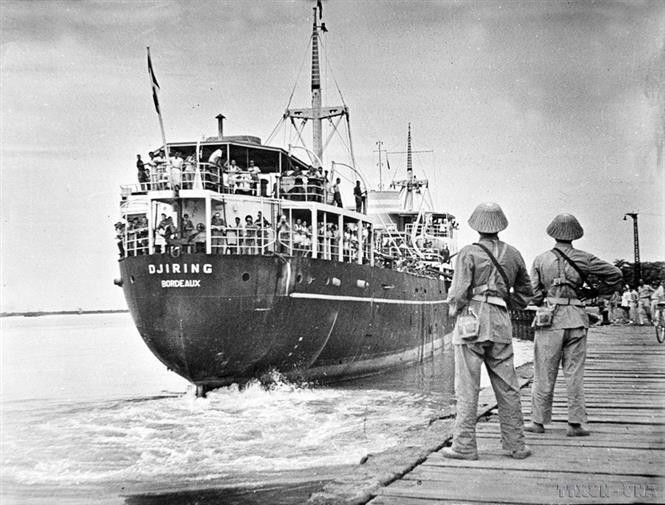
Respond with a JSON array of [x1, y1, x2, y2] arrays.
[[242, 272, 250, 282], [296, 273, 303, 283], [129, 276, 135, 284]]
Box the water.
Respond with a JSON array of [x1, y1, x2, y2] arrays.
[[1, 313, 532, 504]]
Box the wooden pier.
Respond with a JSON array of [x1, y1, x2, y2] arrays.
[[368, 326, 665, 504]]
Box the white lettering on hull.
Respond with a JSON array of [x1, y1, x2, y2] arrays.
[[148, 263, 212, 275], [161, 280, 202, 288]]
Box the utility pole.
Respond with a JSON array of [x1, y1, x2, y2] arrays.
[[623, 212, 640, 287]]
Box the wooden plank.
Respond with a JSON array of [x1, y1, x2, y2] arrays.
[[426, 441, 665, 477], [377, 469, 664, 504], [477, 422, 665, 438]]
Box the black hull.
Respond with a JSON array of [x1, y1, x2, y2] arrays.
[[119, 254, 452, 390]]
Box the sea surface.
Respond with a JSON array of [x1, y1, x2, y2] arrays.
[[1, 313, 532, 504]]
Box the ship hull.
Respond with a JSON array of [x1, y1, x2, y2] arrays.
[[119, 254, 452, 391]]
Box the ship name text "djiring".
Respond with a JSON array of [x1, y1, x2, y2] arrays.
[[148, 263, 213, 274]]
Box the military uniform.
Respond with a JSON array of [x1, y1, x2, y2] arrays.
[[529, 215, 622, 433], [445, 203, 533, 460]]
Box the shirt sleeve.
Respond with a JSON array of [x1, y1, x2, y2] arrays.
[[529, 255, 547, 306], [509, 249, 534, 309], [447, 248, 474, 316], [582, 253, 623, 295]]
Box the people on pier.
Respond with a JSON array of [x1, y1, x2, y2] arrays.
[[621, 285, 632, 323], [638, 281, 654, 324], [526, 213, 622, 437], [443, 202, 533, 461]]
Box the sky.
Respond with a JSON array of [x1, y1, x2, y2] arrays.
[[1, 0, 664, 312]]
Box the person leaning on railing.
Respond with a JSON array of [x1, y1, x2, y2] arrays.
[[276, 215, 291, 254], [211, 212, 226, 254], [189, 223, 207, 253]]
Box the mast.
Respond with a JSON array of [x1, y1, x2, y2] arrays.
[[405, 123, 414, 211], [284, 4, 347, 169], [391, 124, 429, 212], [311, 7, 323, 165]]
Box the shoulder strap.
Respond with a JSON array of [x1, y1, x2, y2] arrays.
[[473, 242, 512, 309], [552, 248, 587, 285]]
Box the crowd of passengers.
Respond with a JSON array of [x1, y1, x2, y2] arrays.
[[116, 212, 371, 262], [134, 150, 351, 207]]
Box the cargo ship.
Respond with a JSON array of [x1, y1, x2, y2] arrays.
[[115, 6, 458, 395]]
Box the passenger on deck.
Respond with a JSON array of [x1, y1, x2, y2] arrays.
[[182, 213, 194, 238], [354, 181, 365, 213], [292, 219, 303, 252], [226, 216, 242, 254], [277, 215, 291, 254], [115, 221, 125, 258], [137, 216, 149, 252], [248, 160, 260, 178], [154, 213, 169, 253], [301, 222, 312, 256], [136, 155, 149, 186], [526, 213, 622, 438], [228, 160, 240, 173], [211, 213, 227, 254], [189, 223, 207, 253], [243, 215, 257, 254], [332, 178, 343, 207], [208, 149, 224, 168], [169, 152, 183, 190]]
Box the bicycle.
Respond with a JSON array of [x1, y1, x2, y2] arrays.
[[654, 302, 665, 344]]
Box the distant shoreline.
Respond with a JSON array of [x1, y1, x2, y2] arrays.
[[1, 309, 129, 318]]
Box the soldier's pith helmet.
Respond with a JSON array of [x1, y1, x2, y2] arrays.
[[546, 213, 584, 241], [468, 202, 508, 233]]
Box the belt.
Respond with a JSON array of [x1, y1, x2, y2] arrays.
[[546, 296, 584, 306], [471, 294, 507, 308]]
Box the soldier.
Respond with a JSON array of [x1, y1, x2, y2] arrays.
[[444, 202, 533, 461], [526, 214, 622, 437]]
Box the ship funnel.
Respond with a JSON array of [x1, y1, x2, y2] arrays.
[[216, 113, 226, 138]]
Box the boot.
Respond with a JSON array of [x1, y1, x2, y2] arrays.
[[441, 447, 479, 461], [511, 445, 532, 459], [567, 423, 590, 437], [524, 422, 545, 433]]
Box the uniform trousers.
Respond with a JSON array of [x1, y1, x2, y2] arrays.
[[531, 327, 587, 425], [451, 341, 525, 456]]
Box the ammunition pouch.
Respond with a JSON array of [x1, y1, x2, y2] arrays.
[[458, 308, 480, 340]]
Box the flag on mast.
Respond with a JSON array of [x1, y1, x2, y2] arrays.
[[147, 47, 161, 115], [146, 47, 171, 186]]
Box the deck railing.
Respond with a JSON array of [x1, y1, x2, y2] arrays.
[[119, 225, 368, 263]]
